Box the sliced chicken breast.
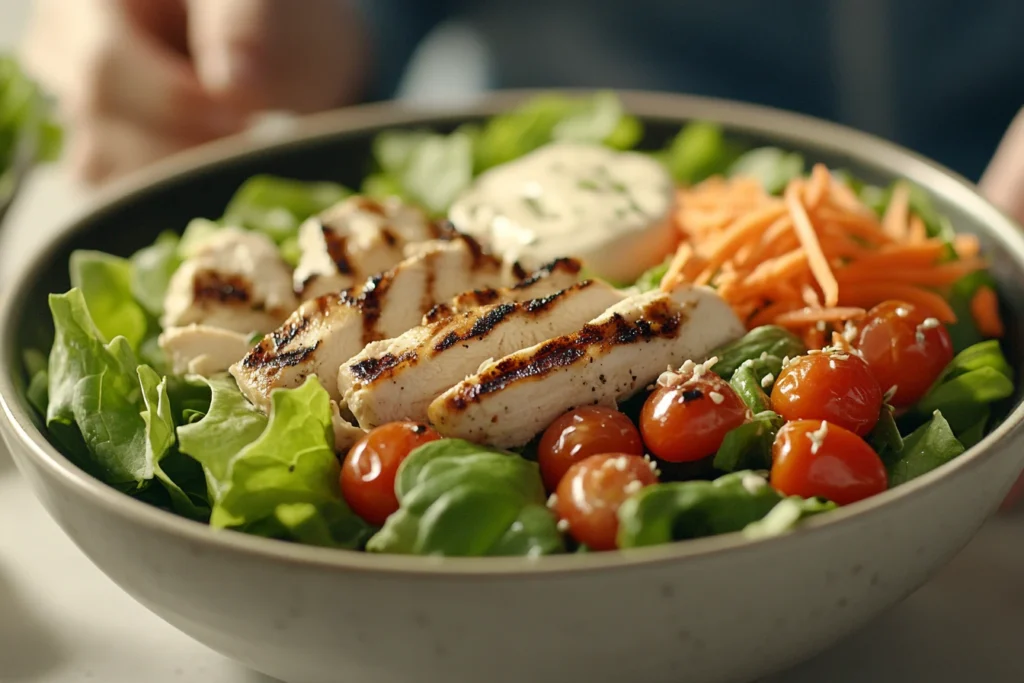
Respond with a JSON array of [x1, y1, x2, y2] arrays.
[[294, 196, 455, 300], [159, 324, 254, 376], [162, 227, 296, 334], [339, 279, 625, 428], [421, 256, 582, 325], [428, 285, 745, 448], [331, 401, 367, 452], [230, 236, 508, 411]]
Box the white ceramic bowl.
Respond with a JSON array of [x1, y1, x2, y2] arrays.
[[3, 91, 1024, 683]]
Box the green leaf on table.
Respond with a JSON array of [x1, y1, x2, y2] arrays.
[[727, 147, 805, 195], [221, 175, 350, 243], [130, 231, 181, 317], [209, 377, 369, 549], [368, 438, 563, 557], [617, 471, 782, 548], [887, 411, 965, 486], [70, 250, 147, 350]]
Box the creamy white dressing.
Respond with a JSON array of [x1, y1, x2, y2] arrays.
[[448, 142, 677, 283]]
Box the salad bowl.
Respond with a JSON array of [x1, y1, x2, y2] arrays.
[[2, 90, 1024, 683]]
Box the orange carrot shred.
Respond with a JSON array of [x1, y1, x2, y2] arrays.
[[785, 185, 839, 307], [774, 307, 867, 327], [971, 286, 1005, 338], [882, 181, 911, 240], [805, 163, 831, 210], [908, 214, 927, 243]]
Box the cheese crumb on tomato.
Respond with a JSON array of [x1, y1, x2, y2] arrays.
[[448, 142, 677, 283]]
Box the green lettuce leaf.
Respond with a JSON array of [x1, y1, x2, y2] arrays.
[[713, 411, 782, 473], [617, 471, 782, 548], [46, 289, 150, 485], [209, 377, 369, 549], [221, 174, 350, 243], [633, 257, 671, 292], [69, 250, 147, 349], [946, 271, 999, 353], [743, 496, 836, 539], [727, 147, 805, 195], [177, 218, 222, 259], [709, 326, 805, 380], [176, 374, 268, 499], [400, 131, 475, 215], [138, 365, 209, 519], [914, 340, 1014, 435], [887, 411, 965, 487], [367, 439, 564, 557], [868, 405, 904, 464], [130, 231, 181, 317], [661, 121, 743, 186]]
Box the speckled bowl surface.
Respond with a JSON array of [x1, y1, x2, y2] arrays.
[[2, 91, 1024, 683]]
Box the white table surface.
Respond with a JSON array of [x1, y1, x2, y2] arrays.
[[3, 4, 1024, 679]]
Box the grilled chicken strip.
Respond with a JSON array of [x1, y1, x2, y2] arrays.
[[428, 285, 745, 448], [158, 324, 254, 376], [162, 227, 296, 334], [230, 236, 511, 411], [293, 196, 455, 300], [339, 279, 625, 428]]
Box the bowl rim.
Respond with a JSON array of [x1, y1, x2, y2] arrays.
[[3, 88, 1024, 577]]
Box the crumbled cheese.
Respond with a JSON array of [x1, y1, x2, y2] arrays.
[[829, 359, 837, 370], [807, 349, 822, 355], [708, 391, 725, 405], [761, 373, 775, 388], [829, 351, 850, 361], [884, 385, 898, 402], [782, 355, 792, 366], [842, 321, 859, 344], [815, 321, 827, 332], [920, 317, 941, 330], [546, 493, 559, 508], [603, 455, 630, 471], [624, 479, 645, 495], [648, 459, 659, 473], [556, 519, 571, 532], [895, 306, 910, 318], [741, 473, 767, 494], [806, 420, 829, 454]]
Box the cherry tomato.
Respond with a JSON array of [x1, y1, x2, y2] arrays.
[[554, 453, 659, 551], [639, 372, 750, 462], [771, 351, 883, 436], [340, 421, 441, 526], [538, 406, 644, 491], [854, 300, 954, 408], [771, 419, 888, 505]]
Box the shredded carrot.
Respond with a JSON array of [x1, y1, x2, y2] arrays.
[[785, 185, 839, 307], [838, 284, 957, 323], [971, 286, 1005, 337], [882, 181, 911, 240], [663, 166, 1001, 345], [954, 234, 981, 259], [774, 307, 867, 327]]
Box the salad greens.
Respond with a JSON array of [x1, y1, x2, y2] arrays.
[[368, 439, 563, 556], [23, 91, 1019, 559]]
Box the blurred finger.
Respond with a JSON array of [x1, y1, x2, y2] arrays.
[[67, 114, 222, 185], [186, 0, 368, 113], [979, 107, 1024, 225]]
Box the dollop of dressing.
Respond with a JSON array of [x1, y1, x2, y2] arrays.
[[449, 142, 677, 283]]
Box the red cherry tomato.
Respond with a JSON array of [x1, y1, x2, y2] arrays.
[[340, 421, 441, 526], [538, 406, 644, 491], [771, 351, 883, 436], [771, 419, 888, 505], [554, 453, 659, 551], [639, 371, 750, 463], [854, 300, 954, 408]]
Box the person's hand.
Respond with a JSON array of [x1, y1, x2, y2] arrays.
[[20, 0, 369, 184], [980, 109, 1024, 511]]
